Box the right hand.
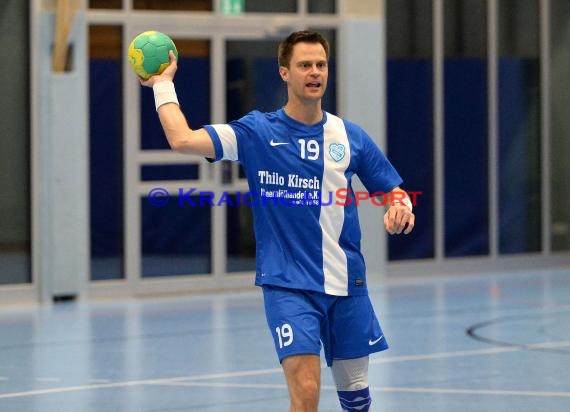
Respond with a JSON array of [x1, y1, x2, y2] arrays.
[[140, 50, 178, 87]]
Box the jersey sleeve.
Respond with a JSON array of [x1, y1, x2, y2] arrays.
[[353, 126, 403, 194], [203, 112, 257, 162]]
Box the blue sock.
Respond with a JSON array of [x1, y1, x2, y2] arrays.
[[337, 387, 371, 411]]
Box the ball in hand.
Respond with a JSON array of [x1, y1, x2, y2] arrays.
[[127, 31, 178, 80]]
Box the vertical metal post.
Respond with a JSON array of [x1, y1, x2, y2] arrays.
[[124, 24, 142, 288], [433, 0, 445, 260], [488, 0, 499, 257], [540, 0, 552, 255], [32, 0, 43, 301], [212, 34, 227, 278]]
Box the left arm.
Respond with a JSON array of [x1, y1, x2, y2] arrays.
[[383, 186, 415, 235], [351, 127, 415, 235]]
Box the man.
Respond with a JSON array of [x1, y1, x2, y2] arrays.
[[141, 30, 414, 412]]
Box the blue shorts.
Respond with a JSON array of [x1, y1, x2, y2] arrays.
[[262, 285, 388, 366]]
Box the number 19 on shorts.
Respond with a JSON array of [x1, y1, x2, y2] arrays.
[[275, 323, 294, 348]]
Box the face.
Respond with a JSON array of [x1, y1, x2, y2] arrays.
[[280, 42, 328, 103]]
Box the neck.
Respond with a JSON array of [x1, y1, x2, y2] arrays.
[[283, 100, 323, 125]]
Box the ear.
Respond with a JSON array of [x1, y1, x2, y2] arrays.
[[279, 66, 288, 82]]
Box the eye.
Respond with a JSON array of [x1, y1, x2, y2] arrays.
[[317, 62, 327, 69]]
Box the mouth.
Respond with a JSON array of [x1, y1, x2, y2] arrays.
[[306, 82, 322, 89]]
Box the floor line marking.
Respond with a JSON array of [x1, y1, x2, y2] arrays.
[[370, 340, 570, 365], [1, 340, 569, 400], [151, 381, 570, 398], [0, 379, 176, 400], [87, 379, 112, 384], [371, 386, 570, 398], [153, 381, 289, 390], [172, 367, 283, 382]]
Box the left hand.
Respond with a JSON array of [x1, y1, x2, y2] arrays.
[[384, 205, 415, 235]]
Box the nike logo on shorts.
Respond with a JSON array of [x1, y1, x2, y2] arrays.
[[368, 335, 384, 346]]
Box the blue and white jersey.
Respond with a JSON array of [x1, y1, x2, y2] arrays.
[[204, 109, 402, 296]]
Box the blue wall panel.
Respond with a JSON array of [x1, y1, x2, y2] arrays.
[[387, 59, 435, 260], [444, 58, 489, 257]]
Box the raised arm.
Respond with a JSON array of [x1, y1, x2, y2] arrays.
[[140, 51, 215, 158]]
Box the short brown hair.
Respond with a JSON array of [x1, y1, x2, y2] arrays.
[[278, 30, 330, 68]]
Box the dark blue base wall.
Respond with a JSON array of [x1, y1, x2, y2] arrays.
[[443, 58, 489, 257], [387, 58, 537, 259], [387, 59, 435, 260]]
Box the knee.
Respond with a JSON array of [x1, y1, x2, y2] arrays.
[[296, 376, 319, 397], [283, 355, 321, 408], [289, 377, 320, 411], [331, 357, 369, 391], [288, 371, 319, 402]]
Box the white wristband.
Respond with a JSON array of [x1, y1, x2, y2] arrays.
[[152, 81, 179, 111]]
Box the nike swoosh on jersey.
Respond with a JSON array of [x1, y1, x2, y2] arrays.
[[368, 335, 384, 346], [270, 139, 289, 146]]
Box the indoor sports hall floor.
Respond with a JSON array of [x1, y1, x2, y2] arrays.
[[0, 268, 569, 411]]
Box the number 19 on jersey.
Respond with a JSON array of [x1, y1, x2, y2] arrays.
[[298, 139, 319, 160]]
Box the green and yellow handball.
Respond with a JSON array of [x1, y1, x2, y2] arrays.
[[127, 31, 178, 80]]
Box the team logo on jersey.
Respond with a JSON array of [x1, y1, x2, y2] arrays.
[[329, 143, 345, 162]]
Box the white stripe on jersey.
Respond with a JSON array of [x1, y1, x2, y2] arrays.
[[320, 114, 350, 295], [211, 124, 239, 160]]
